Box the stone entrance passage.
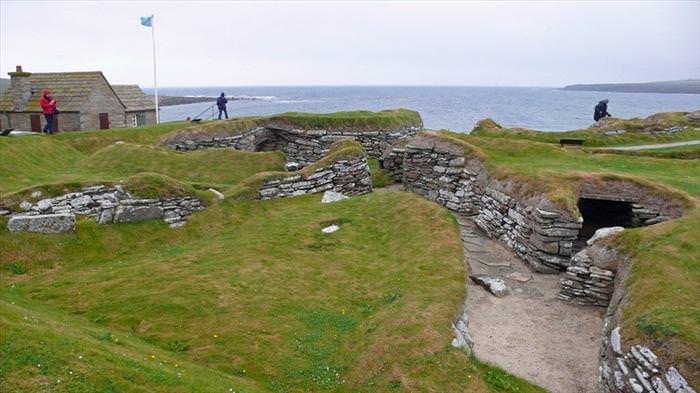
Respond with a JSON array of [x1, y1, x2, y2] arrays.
[[577, 198, 634, 239], [458, 216, 604, 393]]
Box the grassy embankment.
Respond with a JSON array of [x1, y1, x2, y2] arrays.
[[1, 112, 542, 392], [440, 126, 699, 382], [470, 112, 700, 147]]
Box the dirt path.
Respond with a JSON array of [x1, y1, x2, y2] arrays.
[[458, 217, 604, 393], [593, 139, 700, 151]]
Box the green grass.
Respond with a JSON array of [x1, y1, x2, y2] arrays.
[[0, 126, 285, 197], [0, 117, 545, 392], [267, 109, 423, 131], [369, 159, 395, 188], [614, 208, 700, 383], [160, 109, 423, 147], [0, 191, 543, 393], [470, 114, 700, 147], [442, 132, 697, 214]]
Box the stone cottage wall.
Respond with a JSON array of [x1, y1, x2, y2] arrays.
[[10, 185, 202, 228], [1, 112, 81, 132], [81, 78, 127, 130], [258, 156, 372, 200], [166, 125, 420, 166]]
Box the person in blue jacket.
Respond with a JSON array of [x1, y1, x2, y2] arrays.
[[594, 99, 611, 121], [216, 92, 228, 120]]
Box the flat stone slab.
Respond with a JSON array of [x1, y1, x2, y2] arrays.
[[321, 191, 348, 204], [7, 213, 76, 234], [506, 272, 533, 283], [114, 205, 163, 223], [587, 226, 624, 245], [321, 224, 340, 234], [474, 256, 512, 267], [469, 274, 509, 297]]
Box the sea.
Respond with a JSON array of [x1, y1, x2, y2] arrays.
[[146, 86, 700, 133]]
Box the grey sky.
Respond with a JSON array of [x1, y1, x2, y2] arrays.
[[1, 0, 699, 87]]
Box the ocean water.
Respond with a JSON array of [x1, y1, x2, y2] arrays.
[[147, 86, 700, 132]]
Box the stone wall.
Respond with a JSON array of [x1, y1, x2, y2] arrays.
[[166, 125, 419, 166], [383, 135, 581, 273], [1, 112, 82, 132], [558, 244, 619, 307], [599, 255, 697, 393], [81, 78, 127, 130], [8, 185, 202, 228], [382, 134, 686, 275], [258, 156, 372, 200]]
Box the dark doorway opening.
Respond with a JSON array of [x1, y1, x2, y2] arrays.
[[575, 198, 635, 251], [256, 138, 281, 152]]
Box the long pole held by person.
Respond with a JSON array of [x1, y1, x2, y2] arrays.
[[140, 14, 159, 123]]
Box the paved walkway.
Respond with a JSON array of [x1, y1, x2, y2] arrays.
[[458, 217, 604, 393], [594, 139, 700, 151]]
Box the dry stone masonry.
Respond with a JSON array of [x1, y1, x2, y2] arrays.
[[382, 135, 582, 274], [601, 325, 697, 393], [258, 156, 371, 200], [558, 245, 618, 307], [5, 185, 203, 231], [166, 123, 419, 167]]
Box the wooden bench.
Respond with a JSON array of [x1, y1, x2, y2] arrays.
[[560, 138, 585, 147]]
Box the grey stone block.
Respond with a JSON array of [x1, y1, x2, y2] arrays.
[[8, 213, 76, 234]]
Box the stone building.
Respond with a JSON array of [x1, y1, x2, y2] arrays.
[[0, 66, 155, 132], [112, 85, 157, 127]]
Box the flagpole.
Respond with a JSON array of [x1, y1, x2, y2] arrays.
[[151, 15, 159, 123]]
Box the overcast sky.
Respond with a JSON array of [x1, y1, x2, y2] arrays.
[[1, 0, 699, 87]]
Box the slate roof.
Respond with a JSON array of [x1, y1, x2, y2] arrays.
[[112, 84, 155, 112], [0, 71, 125, 112]]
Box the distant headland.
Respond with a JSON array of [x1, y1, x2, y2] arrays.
[[563, 79, 700, 94]]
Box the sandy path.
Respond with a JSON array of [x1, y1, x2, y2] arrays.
[[458, 217, 604, 393], [593, 139, 700, 151]]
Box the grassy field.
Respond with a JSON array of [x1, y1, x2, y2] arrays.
[[0, 121, 542, 392], [2, 112, 698, 390]]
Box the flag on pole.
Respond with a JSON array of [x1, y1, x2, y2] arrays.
[[140, 15, 153, 27], [140, 14, 159, 123]]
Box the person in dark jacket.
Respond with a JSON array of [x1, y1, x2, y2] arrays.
[[39, 89, 57, 134], [216, 92, 228, 120], [594, 99, 611, 122]]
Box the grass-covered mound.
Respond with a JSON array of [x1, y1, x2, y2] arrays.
[[438, 131, 697, 215], [615, 208, 700, 383], [160, 109, 423, 147], [0, 130, 285, 196], [470, 112, 700, 147], [0, 190, 542, 393], [0, 173, 199, 212], [227, 139, 366, 200], [266, 109, 423, 131]]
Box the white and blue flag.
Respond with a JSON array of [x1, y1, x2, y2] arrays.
[[140, 15, 153, 27]]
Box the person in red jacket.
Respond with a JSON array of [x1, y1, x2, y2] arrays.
[[39, 89, 57, 134]]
